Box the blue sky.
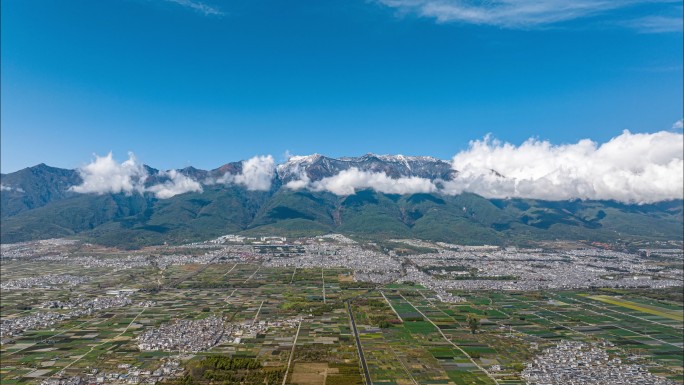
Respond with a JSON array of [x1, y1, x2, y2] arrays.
[[1, 0, 682, 173]]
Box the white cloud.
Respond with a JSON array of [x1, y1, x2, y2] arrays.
[[0, 184, 23, 193], [284, 170, 312, 191], [288, 167, 437, 196], [236, 155, 276, 190], [69, 130, 683, 204], [673, 119, 684, 130], [71, 152, 203, 199], [73, 153, 276, 197], [146, 170, 203, 199], [215, 155, 276, 191], [624, 15, 683, 33], [377, 0, 678, 28], [443, 130, 684, 204], [71, 152, 148, 195], [164, 0, 223, 16]]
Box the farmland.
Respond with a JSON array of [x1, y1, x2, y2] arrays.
[[1, 237, 682, 384]]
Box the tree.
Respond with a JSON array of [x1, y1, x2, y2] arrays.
[[466, 314, 480, 334]]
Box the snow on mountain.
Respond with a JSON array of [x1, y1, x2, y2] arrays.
[[277, 153, 457, 183]]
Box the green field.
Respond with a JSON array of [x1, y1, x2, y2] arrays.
[[1, 255, 682, 385], [586, 295, 684, 321]]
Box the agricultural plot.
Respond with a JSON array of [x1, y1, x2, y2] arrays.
[[1, 262, 368, 385], [2, 254, 682, 385], [586, 294, 684, 321]]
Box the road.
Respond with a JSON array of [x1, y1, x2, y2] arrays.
[[347, 301, 372, 385], [61, 308, 146, 372], [399, 294, 500, 385], [281, 320, 303, 385], [379, 291, 403, 323], [164, 256, 218, 288]]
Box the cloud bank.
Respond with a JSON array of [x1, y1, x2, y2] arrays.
[[234, 155, 276, 191], [69, 130, 683, 204], [445, 130, 683, 203], [72, 153, 276, 198], [214, 155, 276, 191], [71, 152, 147, 195], [71, 152, 202, 199], [284, 130, 683, 203], [288, 168, 438, 196], [378, 0, 680, 30], [146, 170, 203, 199]]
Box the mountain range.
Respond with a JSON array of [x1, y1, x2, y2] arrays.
[[1, 154, 682, 248]]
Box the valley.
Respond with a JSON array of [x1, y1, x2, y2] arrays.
[[1, 236, 682, 384]]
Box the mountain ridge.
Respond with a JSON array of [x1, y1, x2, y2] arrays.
[[1, 155, 682, 248]]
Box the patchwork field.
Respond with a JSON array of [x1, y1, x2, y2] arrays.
[[586, 294, 684, 321], [2, 256, 683, 384]]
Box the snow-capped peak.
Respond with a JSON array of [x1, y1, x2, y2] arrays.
[[286, 154, 322, 164]]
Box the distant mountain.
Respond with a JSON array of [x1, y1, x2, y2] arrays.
[[0, 164, 82, 217], [1, 155, 682, 248], [276, 154, 457, 183]]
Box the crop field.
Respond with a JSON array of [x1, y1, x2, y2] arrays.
[[586, 295, 684, 321], [1, 258, 683, 385]]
